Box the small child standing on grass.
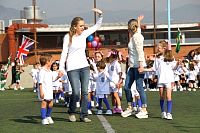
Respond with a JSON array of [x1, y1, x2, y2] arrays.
[[92, 60, 113, 115], [38, 54, 54, 125]]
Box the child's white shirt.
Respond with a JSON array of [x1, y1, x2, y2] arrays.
[[92, 70, 112, 96], [52, 71, 61, 87], [108, 60, 122, 88], [187, 70, 197, 81], [153, 57, 175, 84], [38, 67, 53, 100], [30, 68, 39, 81]]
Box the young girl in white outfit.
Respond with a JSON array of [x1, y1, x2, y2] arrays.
[[92, 60, 113, 115], [51, 62, 63, 104], [141, 41, 177, 120], [107, 49, 123, 114]]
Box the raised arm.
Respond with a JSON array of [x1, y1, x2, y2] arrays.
[[82, 8, 103, 37]]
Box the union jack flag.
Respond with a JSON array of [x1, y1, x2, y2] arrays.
[[16, 35, 34, 65]]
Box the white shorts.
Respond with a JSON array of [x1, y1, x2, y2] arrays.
[[131, 89, 140, 97], [52, 86, 61, 91], [157, 83, 172, 89]]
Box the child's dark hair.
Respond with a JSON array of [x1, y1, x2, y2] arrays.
[[189, 63, 195, 71], [39, 53, 52, 66], [96, 60, 106, 70], [51, 61, 59, 71]]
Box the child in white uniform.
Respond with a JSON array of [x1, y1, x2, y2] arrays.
[[92, 60, 113, 115], [107, 49, 123, 114], [51, 62, 64, 103], [30, 62, 40, 92], [38, 54, 54, 125], [60, 72, 72, 107]]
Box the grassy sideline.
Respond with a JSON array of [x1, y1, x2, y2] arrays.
[[0, 89, 200, 133]]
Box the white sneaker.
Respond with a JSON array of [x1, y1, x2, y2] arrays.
[[69, 115, 76, 122], [166, 113, 173, 120], [88, 109, 92, 115], [42, 118, 49, 125], [46, 117, 54, 124], [188, 88, 192, 91], [121, 108, 133, 118], [105, 110, 112, 115], [135, 111, 148, 119], [97, 110, 103, 115], [14, 87, 18, 90], [193, 89, 196, 91], [161, 112, 167, 119], [0, 88, 5, 91], [20, 86, 24, 90]]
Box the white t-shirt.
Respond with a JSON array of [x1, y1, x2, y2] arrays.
[[92, 71, 112, 96], [108, 60, 122, 88], [59, 16, 103, 72], [38, 67, 53, 100]]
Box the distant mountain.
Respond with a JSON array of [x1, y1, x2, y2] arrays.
[[0, 5, 20, 20], [47, 4, 200, 25], [0, 4, 199, 25]]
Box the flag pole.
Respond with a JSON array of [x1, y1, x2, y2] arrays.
[[167, 0, 171, 50], [23, 35, 38, 43]]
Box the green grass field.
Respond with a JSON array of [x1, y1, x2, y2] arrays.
[[0, 89, 200, 133]]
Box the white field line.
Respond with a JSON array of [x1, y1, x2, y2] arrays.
[[97, 115, 115, 133]]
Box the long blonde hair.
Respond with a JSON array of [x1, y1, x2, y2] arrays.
[[69, 17, 84, 44], [128, 19, 138, 34]]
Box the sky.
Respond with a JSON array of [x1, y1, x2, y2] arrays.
[[0, 0, 199, 18]]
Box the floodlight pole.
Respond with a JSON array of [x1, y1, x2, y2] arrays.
[[93, 0, 97, 36], [32, 0, 38, 63], [153, 0, 156, 54]]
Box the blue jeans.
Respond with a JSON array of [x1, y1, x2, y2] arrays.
[[124, 67, 147, 108], [67, 67, 89, 118]]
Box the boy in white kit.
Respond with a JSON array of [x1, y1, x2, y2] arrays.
[[38, 54, 54, 125]]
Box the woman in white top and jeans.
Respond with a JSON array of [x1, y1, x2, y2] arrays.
[[121, 16, 148, 119], [59, 8, 103, 122]]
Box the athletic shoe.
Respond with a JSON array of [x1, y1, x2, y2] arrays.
[[97, 110, 103, 115], [14, 87, 18, 90], [112, 107, 117, 114], [88, 109, 93, 115], [193, 89, 196, 91], [135, 111, 148, 119], [0, 88, 5, 91], [46, 117, 54, 124], [33, 89, 37, 93], [188, 88, 192, 91], [80, 117, 91, 123], [20, 86, 24, 90], [161, 112, 167, 119], [69, 115, 76, 122], [121, 108, 133, 118], [166, 113, 173, 120], [42, 118, 49, 125], [115, 108, 122, 113], [105, 110, 112, 115]]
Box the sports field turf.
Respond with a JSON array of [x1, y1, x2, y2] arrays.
[[0, 89, 199, 133]]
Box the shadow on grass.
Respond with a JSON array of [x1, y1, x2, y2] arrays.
[[10, 115, 68, 124]]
